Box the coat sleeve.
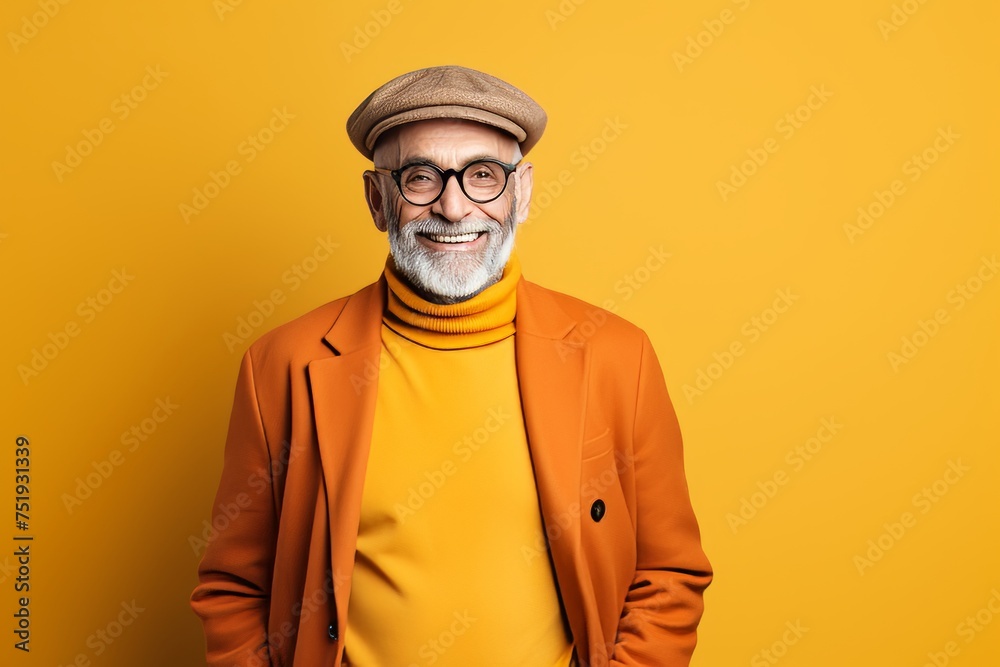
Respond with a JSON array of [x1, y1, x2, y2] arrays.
[[610, 333, 713, 666], [190, 348, 278, 666]]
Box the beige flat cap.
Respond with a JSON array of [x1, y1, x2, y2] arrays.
[[347, 65, 547, 161]]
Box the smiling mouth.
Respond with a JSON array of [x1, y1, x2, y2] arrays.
[[419, 231, 486, 244]]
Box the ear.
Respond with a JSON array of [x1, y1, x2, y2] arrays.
[[513, 161, 534, 225], [363, 171, 388, 232]]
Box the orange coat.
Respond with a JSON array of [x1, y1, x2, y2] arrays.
[[190, 275, 712, 667]]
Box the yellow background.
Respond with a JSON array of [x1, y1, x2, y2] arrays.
[[2, 0, 998, 665]]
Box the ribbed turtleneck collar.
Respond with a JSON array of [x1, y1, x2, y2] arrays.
[[382, 254, 520, 350]]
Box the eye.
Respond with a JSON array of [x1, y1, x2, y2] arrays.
[[465, 162, 502, 184], [401, 166, 439, 189]]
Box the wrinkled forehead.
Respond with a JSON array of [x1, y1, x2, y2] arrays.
[[373, 118, 519, 167]]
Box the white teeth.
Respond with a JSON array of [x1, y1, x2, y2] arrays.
[[426, 232, 480, 244]]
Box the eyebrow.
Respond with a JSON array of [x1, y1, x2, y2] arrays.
[[400, 153, 501, 167]]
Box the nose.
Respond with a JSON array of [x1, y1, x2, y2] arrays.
[[431, 173, 476, 223]]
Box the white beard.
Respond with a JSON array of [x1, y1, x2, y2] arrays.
[[384, 196, 517, 304]]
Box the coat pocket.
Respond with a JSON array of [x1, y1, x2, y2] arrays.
[[581, 426, 611, 460]]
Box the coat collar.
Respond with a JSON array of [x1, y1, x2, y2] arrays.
[[320, 275, 387, 355], [319, 273, 579, 352]]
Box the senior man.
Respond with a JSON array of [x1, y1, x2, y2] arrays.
[[191, 65, 712, 667]]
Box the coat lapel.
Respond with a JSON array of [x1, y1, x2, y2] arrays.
[[514, 279, 593, 658], [307, 277, 386, 643]]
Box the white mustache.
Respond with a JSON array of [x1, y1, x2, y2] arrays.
[[403, 217, 500, 237]]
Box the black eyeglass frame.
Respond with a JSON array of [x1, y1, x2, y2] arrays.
[[374, 157, 521, 206]]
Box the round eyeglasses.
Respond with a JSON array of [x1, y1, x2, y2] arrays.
[[374, 158, 520, 206]]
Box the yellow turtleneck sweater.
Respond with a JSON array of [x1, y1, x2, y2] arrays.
[[342, 254, 575, 667]]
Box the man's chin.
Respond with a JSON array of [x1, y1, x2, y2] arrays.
[[392, 251, 493, 303], [390, 225, 515, 303], [410, 266, 494, 303]]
